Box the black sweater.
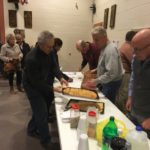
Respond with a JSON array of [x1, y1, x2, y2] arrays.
[[23, 46, 62, 97]]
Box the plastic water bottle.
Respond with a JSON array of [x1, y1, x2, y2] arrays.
[[126, 126, 149, 150], [102, 116, 118, 150]]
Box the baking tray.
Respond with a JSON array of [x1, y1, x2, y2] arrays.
[[62, 87, 99, 99], [65, 99, 105, 114]]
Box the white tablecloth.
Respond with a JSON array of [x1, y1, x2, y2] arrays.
[[54, 72, 150, 150]]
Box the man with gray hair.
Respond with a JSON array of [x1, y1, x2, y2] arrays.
[[15, 33, 30, 69], [23, 31, 67, 148], [84, 26, 124, 103], [76, 40, 100, 71]]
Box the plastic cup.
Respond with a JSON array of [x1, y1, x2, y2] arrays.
[[78, 134, 89, 150], [77, 115, 87, 139]]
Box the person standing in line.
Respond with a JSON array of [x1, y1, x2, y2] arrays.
[[126, 29, 150, 138], [51, 38, 73, 82], [84, 26, 124, 103], [15, 33, 30, 69], [115, 31, 137, 113], [23, 31, 67, 148], [0, 33, 23, 93], [76, 40, 100, 71]]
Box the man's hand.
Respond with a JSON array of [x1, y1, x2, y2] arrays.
[[142, 118, 150, 130], [82, 79, 96, 90], [126, 96, 132, 111], [8, 58, 13, 62], [53, 86, 62, 93], [90, 69, 97, 74], [68, 77, 73, 82], [60, 78, 68, 87]]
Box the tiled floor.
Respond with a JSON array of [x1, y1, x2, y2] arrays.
[[0, 77, 60, 150]]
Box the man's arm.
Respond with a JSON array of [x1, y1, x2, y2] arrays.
[[126, 58, 134, 111], [79, 54, 88, 71]]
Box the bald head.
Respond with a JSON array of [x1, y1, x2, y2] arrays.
[[132, 29, 150, 60], [132, 29, 150, 48], [76, 40, 86, 52]]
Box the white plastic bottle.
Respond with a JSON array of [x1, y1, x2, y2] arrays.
[[126, 126, 149, 150]]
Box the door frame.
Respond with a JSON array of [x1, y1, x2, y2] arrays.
[[0, 0, 5, 43]]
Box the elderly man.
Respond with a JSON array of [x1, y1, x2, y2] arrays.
[[126, 29, 150, 138], [76, 40, 100, 71], [15, 33, 30, 69], [85, 27, 124, 103], [0, 33, 23, 93], [115, 31, 137, 113], [23, 31, 67, 148]]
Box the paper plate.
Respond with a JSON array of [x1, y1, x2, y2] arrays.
[[96, 118, 128, 146]]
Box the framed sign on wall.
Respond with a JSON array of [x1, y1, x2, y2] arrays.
[[103, 8, 109, 29], [24, 11, 32, 28], [110, 4, 117, 28], [8, 10, 17, 28], [8, 0, 19, 2]]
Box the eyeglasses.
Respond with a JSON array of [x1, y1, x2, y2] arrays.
[[134, 44, 150, 52]]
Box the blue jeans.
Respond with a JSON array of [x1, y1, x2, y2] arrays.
[[23, 80, 51, 144], [98, 80, 121, 103]]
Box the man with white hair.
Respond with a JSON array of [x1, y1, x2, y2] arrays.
[[0, 33, 23, 93], [23, 31, 67, 148], [84, 26, 124, 103], [76, 40, 100, 71]]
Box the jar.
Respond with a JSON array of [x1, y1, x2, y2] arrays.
[[70, 104, 80, 128], [87, 111, 97, 138]]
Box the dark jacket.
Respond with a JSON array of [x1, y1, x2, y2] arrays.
[[132, 58, 150, 119], [23, 46, 62, 97], [48, 49, 70, 85], [19, 41, 31, 68]]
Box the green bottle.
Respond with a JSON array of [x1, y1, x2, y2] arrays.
[[102, 116, 118, 150]]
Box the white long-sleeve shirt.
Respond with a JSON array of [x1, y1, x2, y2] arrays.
[[0, 43, 23, 62]]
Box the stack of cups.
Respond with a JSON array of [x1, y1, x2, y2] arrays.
[[77, 115, 87, 139], [78, 134, 89, 150]]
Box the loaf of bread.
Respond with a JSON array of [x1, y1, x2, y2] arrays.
[[63, 87, 98, 99]]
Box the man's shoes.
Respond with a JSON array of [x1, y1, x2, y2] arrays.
[[17, 86, 24, 92], [27, 130, 41, 139], [41, 141, 60, 150], [10, 86, 17, 94]]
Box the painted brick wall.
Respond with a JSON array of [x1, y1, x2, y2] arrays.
[[94, 0, 150, 47], [3, 0, 93, 71]]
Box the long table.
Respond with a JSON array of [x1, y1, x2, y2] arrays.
[[54, 72, 150, 150]]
